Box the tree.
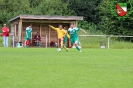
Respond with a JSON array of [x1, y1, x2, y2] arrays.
[[0, 0, 31, 28], [98, 0, 133, 41], [32, 0, 74, 16], [68, 0, 102, 24]]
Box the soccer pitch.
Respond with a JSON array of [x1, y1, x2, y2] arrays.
[[0, 48, 133, 88]]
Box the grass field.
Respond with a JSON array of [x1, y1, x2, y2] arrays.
[[0, 48, 133, 88]]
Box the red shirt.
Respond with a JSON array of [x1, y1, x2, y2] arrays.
[[34, 35, 41, 41], [2, 27, 9, 36]]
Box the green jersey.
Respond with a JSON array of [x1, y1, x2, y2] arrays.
[[68, 27, 80, 44], [24, 27, 32, 40], [68, 27, 80, 37]]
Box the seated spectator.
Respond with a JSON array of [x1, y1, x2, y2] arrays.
[[34, 32, 41, 47]]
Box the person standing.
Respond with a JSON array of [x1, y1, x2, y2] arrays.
[[24, 25, 32, 47], [68, 23, 87, 52], [1, 24, 9, 47]]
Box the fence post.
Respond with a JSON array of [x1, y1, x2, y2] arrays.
[[46, 35, 47, 48], [107, 36, 110, 49], [13, 34, 15, 47]]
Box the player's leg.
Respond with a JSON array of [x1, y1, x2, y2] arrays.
[[75, 41, 81, 51], [63, 36, 67, 47], [70, 37, 75, 48], [78, 41, 82, 48], [26, 39, 29, 47], [58, 38, 61, 48], [71, 37, 76, 48], [76, 37, 81, 48], [24, 34, 27, 47], [25, 40, 28, 47], [63, 37, 68, 51], [60, 38, 64, 48], [60, 38, 68, 51], [24, 40, 27, 47], [74, 37, 81, 52]]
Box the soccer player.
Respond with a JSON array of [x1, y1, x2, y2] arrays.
[[68, 23, 87, 52], [49, 25, 70, 51], [24, 25, 32, 47], [63, 27, 68, 47]]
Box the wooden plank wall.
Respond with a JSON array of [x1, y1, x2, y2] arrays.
[[22, 22, 70, 47], [41, 24, 50, 46]]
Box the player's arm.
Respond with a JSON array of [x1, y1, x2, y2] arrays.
[[64, 30, 70, 39], [30, 28, 32, 32], [65, 30, 70, 39], [80, 28, 87, 34], [2, 28, 6, 32], [66, 33, 70, 39], [49, 25, 57, 31], [25, 28, 28, 38]]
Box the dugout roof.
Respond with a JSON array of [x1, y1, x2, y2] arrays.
[[9, 15, 83, 22]]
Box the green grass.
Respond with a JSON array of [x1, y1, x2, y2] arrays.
[[0, 48, 133, 88]]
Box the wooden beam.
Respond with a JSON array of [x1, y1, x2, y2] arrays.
[[20, 16, 83, 20], [9, 15, 83, 22], [22, 20, 75, 23], [18, 19, 22, 42]]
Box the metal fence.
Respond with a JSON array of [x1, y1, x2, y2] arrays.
[[79, 35, 133, 49], [0, 33, 48, 48], [1, 33, 133, 48]]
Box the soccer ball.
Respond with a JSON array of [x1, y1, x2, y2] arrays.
[[57, 48, 61, 52]]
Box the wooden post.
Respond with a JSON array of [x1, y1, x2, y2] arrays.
[[108, 36, 110, 49], [21, 24, 23, 44], [31, 31, 32, 45], [14, 24, 16, 36], [40, 24, 41, 36], [18, 19, 22, 42], [49, 26, 50, 47], [10, 23, 15, 47], [13, 34, 14, 47], [75, 21, 78, 27], [46, 35, 47, 48]]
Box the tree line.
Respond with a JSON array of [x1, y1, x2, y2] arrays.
[[0, 0, 133, 41]]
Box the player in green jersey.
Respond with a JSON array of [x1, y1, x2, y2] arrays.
[[68, 23, 87, 52], [63, 27, 68, 47], [24, 25, 32, 47]]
